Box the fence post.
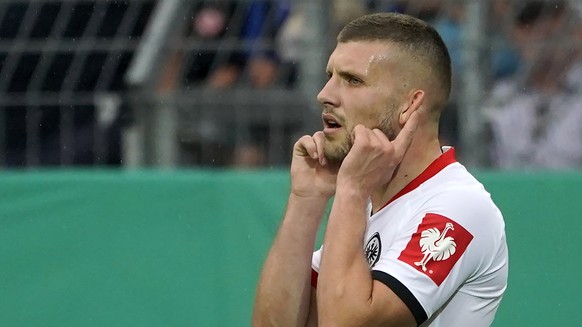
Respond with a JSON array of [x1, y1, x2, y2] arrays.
[[298, 0, 329, 132], [125, 0, 190, 168], [459, 0, 490, 167]]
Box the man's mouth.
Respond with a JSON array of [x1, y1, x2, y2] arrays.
[[322, 113, 343, 129]]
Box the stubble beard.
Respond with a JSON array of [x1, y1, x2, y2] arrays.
[[323, 133, 352, 165], [323, 112, 396, 165]]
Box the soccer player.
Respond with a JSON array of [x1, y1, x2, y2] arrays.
[[253, 12, 508, 327]]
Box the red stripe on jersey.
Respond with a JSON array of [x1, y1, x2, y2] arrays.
[[398, 213, 473, 286], [311, 269, 318, 288], [379, 148, 457, 212]]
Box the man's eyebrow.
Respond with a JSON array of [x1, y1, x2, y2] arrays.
[[336, 69, 365, 81], [326, 67, 364, 79]]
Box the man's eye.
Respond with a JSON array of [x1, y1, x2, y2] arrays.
[[348, 77, 362, 85]]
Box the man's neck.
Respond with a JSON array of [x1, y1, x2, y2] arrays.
[[370, 138, 442, 214]]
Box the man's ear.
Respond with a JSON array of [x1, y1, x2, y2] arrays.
[[400, 89, 425, 125]]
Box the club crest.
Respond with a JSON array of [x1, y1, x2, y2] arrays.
[[365, 232, 382, 268]]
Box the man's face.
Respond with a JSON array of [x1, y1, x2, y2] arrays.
[[317, 41, 409, 163]]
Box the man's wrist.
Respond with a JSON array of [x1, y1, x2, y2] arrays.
[[335, 179, 370, 202], [288, 192, 331, 208], [284, 193, 330, 229]]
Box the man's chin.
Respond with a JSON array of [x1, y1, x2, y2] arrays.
[[323, 146, 348, 164]]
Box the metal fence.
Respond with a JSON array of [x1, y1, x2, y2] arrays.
[[124, 0, 327, 168], [0, 0, 156, 167], [1, 0, 579, 169]]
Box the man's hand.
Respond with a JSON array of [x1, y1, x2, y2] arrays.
[[337, 113, 419, 194], [290, 132, 339, 199]]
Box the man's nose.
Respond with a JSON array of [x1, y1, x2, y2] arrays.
[[316, 78, 340, 108]]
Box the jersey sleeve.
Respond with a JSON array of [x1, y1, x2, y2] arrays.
[[371, 201, 489, 325], [311, 246, 323, 288]]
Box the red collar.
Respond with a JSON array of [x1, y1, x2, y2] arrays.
[[378, 147, 457, 211]]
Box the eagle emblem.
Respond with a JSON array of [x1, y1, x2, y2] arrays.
[[364, 232, 382, 268]]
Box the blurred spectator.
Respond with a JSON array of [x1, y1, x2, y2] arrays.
[[485, 1, 582, 169], [242, 0, 290, 88], [159, 0, 290, 92], [158, 0, 292, 168], [489, 0, 523, 80]]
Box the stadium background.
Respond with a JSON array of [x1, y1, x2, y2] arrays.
[[0, 1, 580, 326]]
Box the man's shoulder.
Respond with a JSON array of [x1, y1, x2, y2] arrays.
[[424, 162, 486, 195], [420, 165, 503, 231]]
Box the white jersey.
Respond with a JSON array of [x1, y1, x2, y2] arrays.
[[311, 147, 508, 326]]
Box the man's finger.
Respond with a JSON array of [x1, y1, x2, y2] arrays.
[[351, 124, 370, 147], [371, 128, 389, 144], [294, 135, 318, 160], [392, 111, 419, 158], [312, 131, 327, 165]]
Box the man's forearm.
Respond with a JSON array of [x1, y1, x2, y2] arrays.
[[317, 188, 373, 325], [253, 194, 328, 327]]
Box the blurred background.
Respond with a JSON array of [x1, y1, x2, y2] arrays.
[[1, 0, 581, 170], [0, 0, 581, 326]]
